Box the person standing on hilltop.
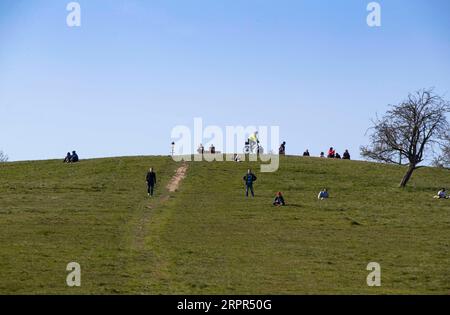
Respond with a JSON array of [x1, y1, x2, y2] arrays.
[[243, 169, 257, 198], [279, 142, 286, 155], [197, 144, 205, 155], [146, 167, 157, 197]]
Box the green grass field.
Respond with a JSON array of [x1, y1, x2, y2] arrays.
[[0, 155, 449, 294]]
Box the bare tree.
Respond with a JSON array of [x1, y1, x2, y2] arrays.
[[361, 89, 450, 187], [0, 150, 8, 163]]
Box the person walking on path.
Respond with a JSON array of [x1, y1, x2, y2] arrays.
[[243, 169, 257, 198], [146, 167, 157, 197]]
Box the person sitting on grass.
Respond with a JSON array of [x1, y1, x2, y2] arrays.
[[434, 188, 449, 199], [320, 152, 325, 158], [70, 151, 79, 163], [343, 149, 351, 160], [327, 147, 335, 158], [63, 152, 72, 163], [303, 149, 310, 157], [335, 152, 341, 159], [318, 188, 329, 200], [273, 192, 286, 206]]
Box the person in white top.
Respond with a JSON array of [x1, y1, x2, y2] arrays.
[[434, 188, 448, 199]]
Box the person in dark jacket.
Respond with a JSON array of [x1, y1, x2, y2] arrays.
[[303, 149, 310, 157], [335, 152, 341, 159], [273, 192, 286, 206], [63, 152, 72, 163], [318, 188, 329, 200], [197, 144, 205, 155], [243, 169, 257, 198], [70, 151, 79, 163], [279, 142, 286, 155], [343, 150, 351, 160], [146, 167, 157, 197]]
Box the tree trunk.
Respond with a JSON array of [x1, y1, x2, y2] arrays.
[[400, 164, 415, 188]]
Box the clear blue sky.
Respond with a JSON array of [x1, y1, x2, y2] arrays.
[[1, 0, 449, 161]]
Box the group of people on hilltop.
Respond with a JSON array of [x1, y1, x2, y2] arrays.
[[63, 151, 79, 163], [197, 144, 216, 154], [278, 142, 351, 160], [304, 147, 350, 160], [196, 137, 350, 160], [197, 132, 261, 156], [326, 147, 351, 159], [278, 142, 350, 160]]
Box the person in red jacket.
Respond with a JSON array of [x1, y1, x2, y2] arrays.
[[327, 147, 336, 158]]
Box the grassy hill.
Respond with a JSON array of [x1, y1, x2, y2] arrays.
[[0, 155, 449, 294]]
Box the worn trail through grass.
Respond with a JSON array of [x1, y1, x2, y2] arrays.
[[134, 163, 188, 250]]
